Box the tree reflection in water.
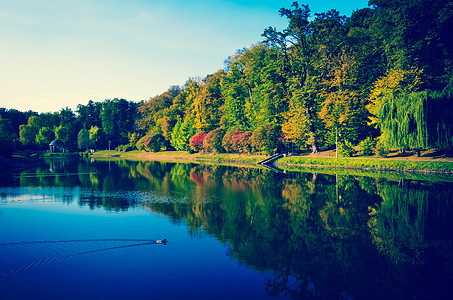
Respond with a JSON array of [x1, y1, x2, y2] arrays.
[[9, 158, 453, 299]]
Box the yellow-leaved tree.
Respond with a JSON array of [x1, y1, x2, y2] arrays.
[[190, 70, 225, 132], [367, 68, 423, 127]]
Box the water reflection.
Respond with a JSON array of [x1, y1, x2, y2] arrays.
[[0, 239, 165, 279], [3, 158, 453, 299]]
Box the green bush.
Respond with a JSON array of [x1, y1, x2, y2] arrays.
[[359, 137, 376, 156], [338, 140, 355, 157], [375, 140, 390, 157], [123, 145, 133, 152], [136, 136, 149, 151], [145, 134, 166, 152]]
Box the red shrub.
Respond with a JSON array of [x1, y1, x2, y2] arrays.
[[202, 128, 225, 153], [189, 131, 207, 152], [222, 129, 252, 153]]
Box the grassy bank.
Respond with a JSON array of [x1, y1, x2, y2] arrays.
[[278, 164, 453, 182], [91, 150, 265, 164], [277, 156, 453, 174], [91, 150, 453, 173], [91, 150, 453, 175]]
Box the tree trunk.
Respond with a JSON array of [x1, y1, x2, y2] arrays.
[[312, 142, 318, 154], [305, 107, 319, 154]]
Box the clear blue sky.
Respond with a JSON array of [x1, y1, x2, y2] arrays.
[[0, 0, 370, 113]]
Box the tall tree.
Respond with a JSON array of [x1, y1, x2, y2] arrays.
[[369, 0, 453, 89], [136, 86, 181, 134], [19, 115, 56, 148], [78, 128, 90, 150], [378, 88, 453, 153], [35, 127, 55, 149], [57, 108, 79, 150], [100, 98, 138, 147], [191, 70, 225, 132], [89, 126, 102, 149], [263, 2, 321, 153], [0, 115, 15, 156], [222, 44, 287, 131], [77, 100, 102, 129]]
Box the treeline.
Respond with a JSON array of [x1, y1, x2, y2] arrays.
[[136, 0, 453, 156], [1, 0, 452, 157], [0, 99, 138, 155]]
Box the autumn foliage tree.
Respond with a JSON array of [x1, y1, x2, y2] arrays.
[[202, 128, 225, 153], [251, 124, 282, 155], [189, 131, 207, 153], [222, 129, 253, 153], [5, 1, 453, 156]]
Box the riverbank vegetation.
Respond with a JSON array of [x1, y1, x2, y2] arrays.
[[90, 150, 453, 175], [1, 0, 452, 164], [92, 150, 265, 164], [278, 156, 453, 174]]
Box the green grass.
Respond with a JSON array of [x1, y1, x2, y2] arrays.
[[91, 150, 265, 163], [91, 150, 453, 175], [278, 156, 453, 173], [278, 164, 453, 182]]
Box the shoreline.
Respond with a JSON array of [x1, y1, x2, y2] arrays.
[[90, 150, 453, 175]]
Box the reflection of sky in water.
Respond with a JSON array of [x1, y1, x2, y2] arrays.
[[2, 160, 453, 299], [0, 187, 275, 300], [0, 186, 204, 208]]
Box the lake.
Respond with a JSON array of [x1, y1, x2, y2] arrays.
[[1, 158, 453, 299]]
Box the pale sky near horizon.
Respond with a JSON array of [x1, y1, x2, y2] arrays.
[[0, 0, 370, 113]]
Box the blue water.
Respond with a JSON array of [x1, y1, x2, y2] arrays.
[[0, 190, 274, 299], [1, 159, 453, 299]]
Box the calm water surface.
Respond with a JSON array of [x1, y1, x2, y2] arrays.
[[1, 158, 453, 299]]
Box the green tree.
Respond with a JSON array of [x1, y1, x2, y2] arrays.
[[378, 89, 453, 154], [77, 100, 102, 129], [145, 134, 167, 152], [367, 69, 423, 127], [263, 2, 322, 153], [0, 115, 15, 156], [128, 132, 140, 150], [221, 44, 287, 131], [221, 52, 250, 130], [191, 70, 225, 132], [35, 127, 55, 149], [89, 126, 102, 149], [369, 0, 453, 89], [19, 116, 40, 147], [100, 98, 138, 147], [170, 116, 197, 151], [55, 125, 71, 146], [57, 108, 79, 150], [78, 128, 90, 150], [0, 108, 36, 140]]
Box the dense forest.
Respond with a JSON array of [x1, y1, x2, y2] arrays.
[[1, 0, 452, 157]]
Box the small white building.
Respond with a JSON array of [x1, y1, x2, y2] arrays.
[[49, 139, 64, 152]]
